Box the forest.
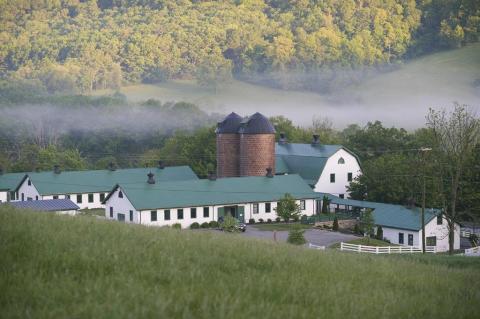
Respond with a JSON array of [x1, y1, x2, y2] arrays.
[[1, 0, 479, 93]]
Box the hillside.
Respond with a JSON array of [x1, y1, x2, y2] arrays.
[[1, 207, 479, 318], [98, 44, 480, 129]]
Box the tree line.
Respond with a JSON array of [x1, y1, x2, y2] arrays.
[[0, 0, 478, 93]]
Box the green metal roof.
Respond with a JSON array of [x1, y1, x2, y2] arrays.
[[111, 174, 317, 211], [317, 193, 439, 231], [0, 172, 28, 191], [276, 143, 343, 157], [20, 166, 198, 195]]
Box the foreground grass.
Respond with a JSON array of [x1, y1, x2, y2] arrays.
[[251, 222, 312, 231], [1, 207, 479, 318], [330, 237, 396, 249]]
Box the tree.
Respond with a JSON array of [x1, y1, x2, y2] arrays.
[[220, 214, 239, 233], [321, 195, 331, 214], [287, 224, 306, 245], [332, 217, 339, 231], [360, 209, 375, 242], [376, 225, 383, 240], [426, 104, 479, 254], [275, 193, 301, 223]]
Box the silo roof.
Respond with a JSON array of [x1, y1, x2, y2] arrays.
[[238, 112, 275, 134], [216, 112, 242, 134]]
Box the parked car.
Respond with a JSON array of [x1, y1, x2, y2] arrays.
[[236, 222, 247, 232]]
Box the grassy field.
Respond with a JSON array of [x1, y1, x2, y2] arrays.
[[251, 222, 313, 231], [78, 208, 105, 217], [1, 207, 479, 318], [95, 44, 480, 129]]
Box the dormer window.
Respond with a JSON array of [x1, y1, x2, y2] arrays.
[[338, 157, 345, 164], [28, 179, 31, 186], [118, 191, 123, 198]]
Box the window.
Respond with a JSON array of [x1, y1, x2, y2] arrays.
[[265, 203, 271, 213], [437, 215, 442, 225], [178, 209, 184, 219], [398, 233, 404, 244], [426, 236, 437, 246], [300, 200, 306, 210], [408, 234, 414, 246], [253, 203, 259, 214], [53, 195, 58, 199], [118, 213, 125, 222], [100, 193, 105, 202], [338, 157, 345, 164], [66, 194, 70, 199], [109, 207, 113, 218], [77, 194, 82, 203], [28, 179, 31, 186], [118, 191, 123, 198], [203, 207, 209, 218], [339, 194, 344, 199], [164, 210, 171, 220], [35, 196, 39, 200], [21, 193, 24, 201], [330, 173, 335, 183], [191, 208, 197, 219], [151, 210, 157, 222], [347, 172, 353, 182], [129, 210, 133, 222], [88, 194, 94, 203]]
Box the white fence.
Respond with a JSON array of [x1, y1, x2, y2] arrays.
[[464, 246, 480, 255], [340, 242, 437, 254], [308, 243, 325, 250]]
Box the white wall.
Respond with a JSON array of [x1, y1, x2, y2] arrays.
[[314, 149, 362, 197], [104, 187, 139, 223], [382, 227, 420, 247], [17, 178, 41, 201], [246, 199, 316, 222], [423, 216, 460, 252], [140, 206, 217, 229], [43, 193, 107, 210], [0, 191, 7, 203]]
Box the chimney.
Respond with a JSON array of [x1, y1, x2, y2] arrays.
[[147, 172, 155, 184], [208, 171, 217, 181], [279, 132, 287, 144], [108, 162, 116, 171], [312, 134, 320, 145], [158, 160, 165, 169], [266, 167, 273, 178], [53, 165, 61, 174]]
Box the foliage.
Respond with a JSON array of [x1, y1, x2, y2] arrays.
[[321, 195, 331, 214], [220, 214, 239, 233], [332, 217, 339, 231], [200, 222, 210, 229], [274, 193, 301, 223], [287, 225, 307, 245], [376, 226, 384, 240], [190, 222, 200, 229], [248, 218, 255, 224], [360, 209, 375, 241], [209, 220, 219, 229], [172, 223, 181, 230]]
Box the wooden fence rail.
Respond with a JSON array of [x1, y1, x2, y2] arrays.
[[340, 242, 437, 254]]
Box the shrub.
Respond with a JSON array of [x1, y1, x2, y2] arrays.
[[200, 222, 209, 229], [292, 214, 300, 222], [209, 220, 219, 228], [354, 223, 360, 234], [258, 218, 264, 223], [332, 217, 339, 231], [248, 218, 255, 224], [190, 222, 200, 229], [267, 218, 272, 223], [220, 214, 239, 232], [376, 225, 383, 240], [287, 225, 307, 245], [172, 223, 181, 229], [275, 217, 281, 223]]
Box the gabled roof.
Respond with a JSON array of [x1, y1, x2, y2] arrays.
[[17, 166, 198, 195], [0, 172, 27, 191], [275, 143, 358, 186], [5, 199, 79, 211], [317, 193, 440, 231], [106, 174, 317, 211]]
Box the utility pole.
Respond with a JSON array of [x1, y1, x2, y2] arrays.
[[420, 147, 432, 253]]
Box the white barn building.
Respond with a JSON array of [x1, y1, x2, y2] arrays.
[[103, 174, 318, 228]]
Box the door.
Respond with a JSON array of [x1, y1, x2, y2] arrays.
[[217, 207, 225, 222], [118, 213, 125, 222], [408, 234, 413, 246], [237, 206, 245, 223]]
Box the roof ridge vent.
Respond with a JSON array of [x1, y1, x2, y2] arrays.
[[279, 132, 287, 144], [108, 162, 116, 171], [266, 167, 274, 178], [53, 165, 61, 174], [208, 171, 217, 181], [311, 134, 320, 145], [158, 160, 165, 169], [147, 172, 155, 184]]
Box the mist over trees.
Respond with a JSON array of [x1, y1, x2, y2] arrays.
[[1, 0, 478, 94]]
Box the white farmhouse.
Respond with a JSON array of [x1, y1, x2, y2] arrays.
[[275, 136, 362, 197], [14, 165, 198, 209], [103, 174, 318, 228], [319, 193, 460, 252]]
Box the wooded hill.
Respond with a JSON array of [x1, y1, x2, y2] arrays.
[[1, 0, 478, 93]]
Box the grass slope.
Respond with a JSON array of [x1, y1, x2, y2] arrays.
[[96, 44, 480, 129], [1, 207, 479, 318]]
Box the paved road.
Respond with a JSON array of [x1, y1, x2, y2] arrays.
[[242, 226, 358, 247]]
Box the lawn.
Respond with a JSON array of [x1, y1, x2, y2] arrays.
[[1, 206, 479, 318], [251, 222, 313, 231], [329, 237, 396, 249]]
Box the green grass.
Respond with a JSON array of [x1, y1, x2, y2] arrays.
[[1, 206, 479, 318], [251, 222, 313, 231], [329, 237, 396, 249], [78, 208, 105, 217]]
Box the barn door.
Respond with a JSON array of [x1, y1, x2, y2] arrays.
[[237, 206, 245, 223]]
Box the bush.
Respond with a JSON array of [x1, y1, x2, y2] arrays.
[[287, 225, 307, 245], [292, 215, 300, 222], [172, 223, 181, 229], [376, 225, 383, 240], [267, 218, 272, 223], [209, 220, 219, 228], [248, 218, 255, 224], [258, 218, 264, 223], [200, 222, 210, 229], [354, 223, 360, 234], [332, 217, 339, 231], [275, 217, 281, 222], [190, 222, 200, 229], [220, 214, 239, 232]]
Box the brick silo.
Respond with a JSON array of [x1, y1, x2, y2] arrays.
[[239, 112, 276, 177], [216, 112, 242, 178]]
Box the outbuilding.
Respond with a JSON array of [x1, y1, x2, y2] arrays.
[[5, 198, 80, 215]]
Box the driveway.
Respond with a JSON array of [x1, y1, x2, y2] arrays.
[[242, 226, 358, 247]]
